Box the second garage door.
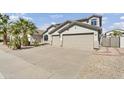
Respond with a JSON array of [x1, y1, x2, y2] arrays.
[[62, 33, 94, 50], [52, 35, 60, 46]]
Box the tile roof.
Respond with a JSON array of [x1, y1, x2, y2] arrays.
[[58, 21, 102, 33], [43, 15, 102, 34]]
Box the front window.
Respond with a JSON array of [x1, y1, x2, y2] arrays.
[[44, 35, 48, 41], [91, 19, 97, 26]]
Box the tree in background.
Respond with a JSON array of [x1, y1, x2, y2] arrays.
[[16, 18, 37, 46], [0, 13, 10, 45], [0, 14, 37, 49], [9, 22, 21, 49], [112, 30, 122, 37]]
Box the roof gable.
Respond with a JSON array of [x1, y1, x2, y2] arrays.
[[43, 15, 102, 35], [76, 15, 102, 21], [49, 21, 72, 34], [42, 24, 60, 34], [58, 21, 102, 33]]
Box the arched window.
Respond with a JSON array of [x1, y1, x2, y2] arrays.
[[91, 19, 97, 26], [44, 35, 48, 41]]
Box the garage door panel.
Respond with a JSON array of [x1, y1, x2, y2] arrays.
[[52, 36, 60, 46], [63, 34, 93, 50]]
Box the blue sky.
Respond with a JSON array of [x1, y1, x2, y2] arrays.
[[7, 13, 124, 32]]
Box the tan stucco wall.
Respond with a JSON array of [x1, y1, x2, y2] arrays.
[[61, 25, 99, 48], [52, 36, 60, 46], [52, 23, 70, 36], [61, 25, 95, 34], [45, 22, 100, 49], [43, 23, 71, 44], [43, 26, 56, 44]]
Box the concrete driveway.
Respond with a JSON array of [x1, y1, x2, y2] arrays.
[[0, 44, 124, 79], [0, 45, 91, 79], [0, 48, 52, 79]]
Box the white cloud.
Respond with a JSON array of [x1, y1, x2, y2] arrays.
[[49, 14, 63, 19], [9, 13, 32, 21], [9, 15, 19, 21], [51, 22, 56, 25], [104, 21, 124, 32], [102, 28, 108, 33], [102, 17, 108, 25], [108, 22, 124, 30], [40, 23, 50, 30], [103, 17, 108, 20], [22, 16, 32, 21], [120, 16, 124, 20]]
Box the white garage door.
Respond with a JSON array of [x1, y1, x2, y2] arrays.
[[63, 33, 94, 50], [52, 35, 60, 46]]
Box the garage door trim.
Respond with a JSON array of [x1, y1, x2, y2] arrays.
[[62, 33, 94, 50], [63, 33, 94, 36]]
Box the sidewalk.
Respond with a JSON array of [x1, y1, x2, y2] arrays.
[[0, 50, 52, 79]]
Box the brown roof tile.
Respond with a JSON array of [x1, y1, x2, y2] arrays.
[[44, 15, 102, 34], [58, 21, 102, 33]]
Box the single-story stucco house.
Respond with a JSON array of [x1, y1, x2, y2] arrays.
[[28, 29, 44, 44], [43, 15, 102, 50]]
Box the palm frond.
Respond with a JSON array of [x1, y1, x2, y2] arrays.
[[0, 31, 3, 35]]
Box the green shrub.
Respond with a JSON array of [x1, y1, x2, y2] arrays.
[[21, 35, 30, 46], [33, 40, 39, 47], [8, 36, 21, 50]]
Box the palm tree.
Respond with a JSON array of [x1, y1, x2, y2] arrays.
[[0, 13, 10, 45], [9, 22, 21, 49], [112, 30, 122, 37], [16, 18, 37, 46]]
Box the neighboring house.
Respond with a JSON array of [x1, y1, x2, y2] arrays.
[[28, 29, 44, 44], [105, 29, 124, 37], [43, 15, 102, 50], [102, 29, 124, 48]]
